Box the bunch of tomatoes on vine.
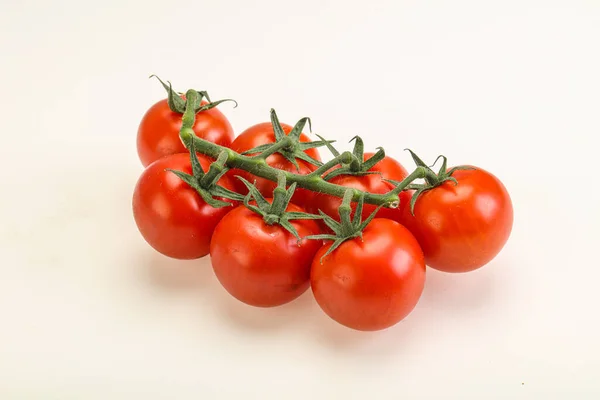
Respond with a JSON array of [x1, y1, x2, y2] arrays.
[[132, 77, 514, 332]]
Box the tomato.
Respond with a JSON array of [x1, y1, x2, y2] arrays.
[[137, 98, 234, 167], [308, 153, 410, 224], [311, 218, 426, 331], [399, 166, 513, 273], [229, 122, 320, 205], [210, 202, 322, 307], [132, 153, 237, 259]]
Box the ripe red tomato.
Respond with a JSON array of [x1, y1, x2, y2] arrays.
[[229, 122, 320, 205], [308, 153, 410, 223], [132, 153, 237, 259], [399, 166, 513, 273], [311, 218, 426, 331], [137, 99, 234, 167], [210, 202, 322, 307]]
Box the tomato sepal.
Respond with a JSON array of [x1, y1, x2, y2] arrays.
[[240, 109, 332, 170], [149, 74, 237, 115], [236, 173, 322, 243], [386, 149, 477, 215], [168, 140, 244, 209], [320, 136, 387, 181], [149, 74, 187, 113], [306, 189, 384, 262]]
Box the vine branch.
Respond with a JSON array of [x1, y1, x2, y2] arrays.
[[177, 89, 425, 208]]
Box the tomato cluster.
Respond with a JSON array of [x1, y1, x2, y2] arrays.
[[132, 85, 513, 332]]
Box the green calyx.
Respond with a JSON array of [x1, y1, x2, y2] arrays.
[[307, 189, 383, 263], [386, 149, 475, 215], [318, 135, 385, 181], [241, 109, 334, 170], [150, 74, 237, 114], [237, 172, 322, 244], [166, 139, 245, 208]]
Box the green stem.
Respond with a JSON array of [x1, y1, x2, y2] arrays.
[[308, 151, 354, 177], [348, 136, 364, 172], [181, 90, 200, 130], [388, 166, 429, 196], [257, 137, 292, 159], [268, 173, 289, 217], [187, 133, 405, 205], [424, 169, 439, 186], [348, 156, 362, 172], [199, 151, 228, 187], [178, 100, 425, 208], [338, 190, 354, 236]]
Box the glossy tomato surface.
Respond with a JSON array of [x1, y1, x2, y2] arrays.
[[229, 122, 320, 205], [132, 153, 237, 259], [311, 218, 426, 331], [137, 99, 234, 167], [210, 202, 322, 307], [308, 153, 410, 223], [399, 166, 513, 273]]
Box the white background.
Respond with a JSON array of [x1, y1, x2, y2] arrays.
[[1, 0, 599, 398]]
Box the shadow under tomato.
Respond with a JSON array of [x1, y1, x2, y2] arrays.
[[308, 301, 425, 355], [215, 287, 317, 333], [140, 249, 215, 294], [419, 263, 499, 313]]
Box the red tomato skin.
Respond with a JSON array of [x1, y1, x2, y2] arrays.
[[132, 153, 237, 259], [364, 152, 409, 181], [209, 202, 322, 307], [399, 166, 513, 273], [311, 218, 426, 331], [137, 99, 234, 167], [229, 122, 320, 205], [308, 154, 410, 224]]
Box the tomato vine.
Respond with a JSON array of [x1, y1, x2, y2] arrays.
[[176, 88, 431, 209], [133, 76, 514, 329]]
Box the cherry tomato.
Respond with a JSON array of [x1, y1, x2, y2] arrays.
[[399, 166, 513, 273], [308, 153, 410, 224], [137, 99, 234, 167], [132, 153, 237, 259], [210, 202, 322, 307], [311, 218, 426, 331], [229, 122, 320, 205]]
